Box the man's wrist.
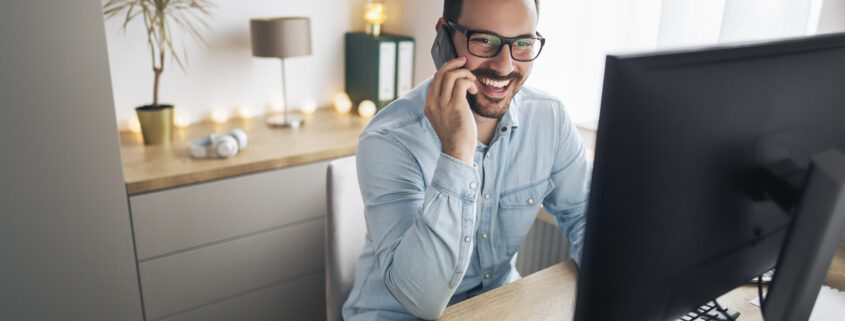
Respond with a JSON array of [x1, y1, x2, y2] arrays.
[[441, 146, 474, 165]]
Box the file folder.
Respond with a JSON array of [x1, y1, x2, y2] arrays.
[[345, 32, 415, 111]]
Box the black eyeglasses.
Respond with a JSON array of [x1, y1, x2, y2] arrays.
[[446, 20, 546, 62]]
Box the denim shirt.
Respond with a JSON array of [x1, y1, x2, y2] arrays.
[[343, 78, 591, 321]]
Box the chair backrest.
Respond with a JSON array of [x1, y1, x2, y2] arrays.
[[325, 156, 367, 321]]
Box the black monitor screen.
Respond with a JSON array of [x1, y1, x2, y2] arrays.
[[574, 33, 845, 321]]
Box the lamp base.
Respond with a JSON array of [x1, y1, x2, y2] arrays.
[[266, 114, 304, 128], [366, 23, 382, 37]]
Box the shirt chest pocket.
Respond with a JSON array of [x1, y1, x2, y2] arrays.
[[496, 179, 556, 256]]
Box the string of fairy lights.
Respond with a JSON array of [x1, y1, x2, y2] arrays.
[[125, 93, 378, 133]]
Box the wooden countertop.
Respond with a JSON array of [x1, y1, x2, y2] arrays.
[[439, 261, 580, 321], [438, 243, 845, 320], [119, 109, 370, 195]]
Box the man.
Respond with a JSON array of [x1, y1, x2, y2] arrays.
[[343, 0, 591, 319]]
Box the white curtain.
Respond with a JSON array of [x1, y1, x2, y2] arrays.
[[527, 0, 838, 125]]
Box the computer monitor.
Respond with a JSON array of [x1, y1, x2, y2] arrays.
[[573, 33, 845, 321]]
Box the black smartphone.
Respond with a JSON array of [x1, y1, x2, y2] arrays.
[[431, 24, 458, 70]]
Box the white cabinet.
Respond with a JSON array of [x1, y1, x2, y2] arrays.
[[129, 161, 330, 320]]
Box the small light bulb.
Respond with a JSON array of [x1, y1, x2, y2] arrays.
[[209, 109, 229, 124], [127, 117, 142, 133], [301, 99, 317, 115], [333, 92, 352, 113], [174, 111, 190, 128], [364, 2, 387, 24], [265, 97, 284, 114], [235, 105, 253, 119], [358, 100, 377, 117]]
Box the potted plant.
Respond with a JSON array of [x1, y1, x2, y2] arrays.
[[104, 0, 214, 144]]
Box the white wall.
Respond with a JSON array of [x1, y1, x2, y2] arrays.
[[816, 0, 845, 33], [719, 0, 814, 43], [105, 0, 367, 127], [527, 0, 663, 124], [657, 0, 725, 48]]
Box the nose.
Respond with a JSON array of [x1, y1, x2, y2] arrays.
[[488, 44, 515, 76]]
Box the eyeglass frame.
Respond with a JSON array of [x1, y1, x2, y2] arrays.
[[445, 20, 546, 62]]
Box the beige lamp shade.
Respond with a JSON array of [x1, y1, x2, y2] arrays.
[[250, 17, 312, 58]]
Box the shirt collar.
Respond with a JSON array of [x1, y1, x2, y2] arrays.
[[498, 90, 521, 129]]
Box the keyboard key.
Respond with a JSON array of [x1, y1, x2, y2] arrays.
[[675, 301, 740, 321]]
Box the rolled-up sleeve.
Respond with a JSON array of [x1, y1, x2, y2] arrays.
[[357, 133, 479, 320], [542, 102, 591, 266]]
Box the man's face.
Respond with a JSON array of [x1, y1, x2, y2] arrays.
[[453, 0, 538, 119]]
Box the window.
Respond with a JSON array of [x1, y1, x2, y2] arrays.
[[528, 0, 830, 126]]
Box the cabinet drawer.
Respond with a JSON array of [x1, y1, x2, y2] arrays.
[[130, 161, 328, 260], [158, 272, 325, 321], [139, 218, 324, 320]]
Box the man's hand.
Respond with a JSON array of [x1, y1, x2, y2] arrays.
[[425, 56, 480, 165]]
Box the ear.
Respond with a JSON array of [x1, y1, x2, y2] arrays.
[[434, 17, 447, 32]]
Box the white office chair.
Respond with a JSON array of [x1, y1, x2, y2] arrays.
[[325, 156, 367, 321]]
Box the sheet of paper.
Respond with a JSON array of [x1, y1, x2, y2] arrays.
[[397, 41, 414, 97], [378, 42, 396, 101]]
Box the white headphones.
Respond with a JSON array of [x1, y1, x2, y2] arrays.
[[189, 128, 248, 159]]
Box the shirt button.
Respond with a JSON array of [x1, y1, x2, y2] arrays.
[[464, 236, 471, 242], [501, 127, 507, 132], [469, 182, 477, 189], [481, 233, 488, 239], [472, 162, 478, 168], [527, 198, 535, 205], [484, 273, 490, 279], [484, 194, 491, 200]]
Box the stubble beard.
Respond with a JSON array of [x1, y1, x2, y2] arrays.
[[467, 68, 525, 119]]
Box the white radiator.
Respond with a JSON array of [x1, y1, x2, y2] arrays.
[[516, 210, 571, 275]]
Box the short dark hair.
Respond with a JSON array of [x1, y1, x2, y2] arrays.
[[443, 0, 539, 22]]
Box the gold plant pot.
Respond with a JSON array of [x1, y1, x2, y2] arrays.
[[136, 104, 174, 145]]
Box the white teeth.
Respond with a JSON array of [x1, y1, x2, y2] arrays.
[[480, 78, 511, 88]]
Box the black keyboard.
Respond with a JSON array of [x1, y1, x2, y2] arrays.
[[675, 301, 741, 321]]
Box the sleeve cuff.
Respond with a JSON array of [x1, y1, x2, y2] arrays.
[[430, 153, 480, 202]]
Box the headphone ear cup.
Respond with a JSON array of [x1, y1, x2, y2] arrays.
[[212, 134, 239, 158], [189, 135, 213, 159], [230, 128, 248, 149]]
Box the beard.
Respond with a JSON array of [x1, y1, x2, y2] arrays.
[[467, 68, 525, 119]]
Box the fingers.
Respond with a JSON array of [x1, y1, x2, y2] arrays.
[[440, 56, 471, 73], [452, 78, 479, 106], [440, 69, 476, 106], [430, 57, 469, 104]]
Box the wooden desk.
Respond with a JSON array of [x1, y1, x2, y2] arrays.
[[439, 242, 845, 320], [439, 262, 579, 321], [119, 109, 369, 194], [118, 109, 370, 319]]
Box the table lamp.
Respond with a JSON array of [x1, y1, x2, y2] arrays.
[[250, 17, 312, 128], [364, 1, 387, 37]]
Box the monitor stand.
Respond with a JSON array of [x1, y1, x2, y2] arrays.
[[764, 149, 845, 321]]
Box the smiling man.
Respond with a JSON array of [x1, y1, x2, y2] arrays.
[[342, 0, 591, 320]]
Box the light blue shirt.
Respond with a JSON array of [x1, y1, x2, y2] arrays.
[[343, 78, 591, 320]]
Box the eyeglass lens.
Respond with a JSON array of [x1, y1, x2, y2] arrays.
[[468, 33, 541, 61]]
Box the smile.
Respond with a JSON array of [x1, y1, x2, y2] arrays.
[[478, 77, 513, 99], [479, 77, 511, 88]]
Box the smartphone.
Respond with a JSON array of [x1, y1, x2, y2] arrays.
[[431, 25, 458, 70], [430, 24, 477, 122]]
